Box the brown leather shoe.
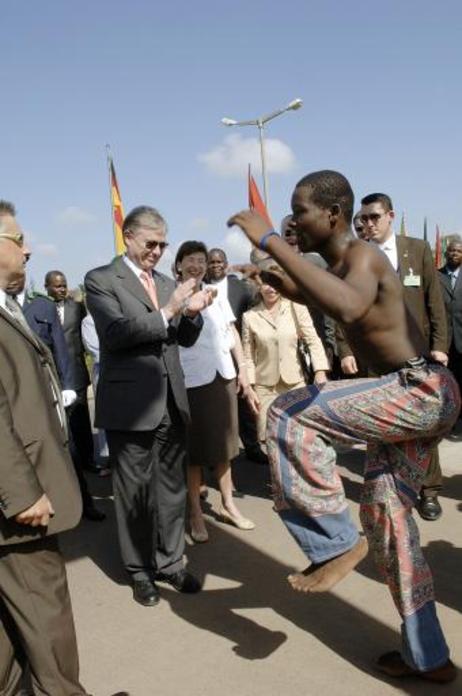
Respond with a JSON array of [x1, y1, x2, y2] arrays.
[[376, 651, 457, 683]]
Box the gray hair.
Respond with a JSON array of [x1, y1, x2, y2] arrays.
[[0, 200, 16, 236], [122, 206, 168, 236]]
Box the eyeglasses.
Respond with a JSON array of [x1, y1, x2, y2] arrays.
[[144, 240, 169, 251], [359, 213, 386, 224], [126, 228, 169, 252], [0, 232, 24, 247]]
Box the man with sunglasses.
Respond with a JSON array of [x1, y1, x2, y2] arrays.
[[85, 205, 213, 606], [340, 193, 448, 521], [0, 201, 89, 694]]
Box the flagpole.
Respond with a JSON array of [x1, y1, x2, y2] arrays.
[[105, 144, 116, 255], [257, 121, 269, 207]]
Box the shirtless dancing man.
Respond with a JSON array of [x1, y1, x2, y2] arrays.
[[228, 170, 459, 683]]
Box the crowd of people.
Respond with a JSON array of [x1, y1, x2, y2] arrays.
[[0, 168, 461, 693]]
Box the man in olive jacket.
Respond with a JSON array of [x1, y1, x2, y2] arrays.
[[0, 201, 88, 695]]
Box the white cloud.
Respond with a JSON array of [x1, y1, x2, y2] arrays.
[[35, 243, 59, 257], [56, 206, 97, 227], [198, 134, 296, 178], [222, 229, 252, 265]]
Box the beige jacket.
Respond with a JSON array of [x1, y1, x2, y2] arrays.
[[242, 299, 329, 386]]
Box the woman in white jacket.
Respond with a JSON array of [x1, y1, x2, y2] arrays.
[[176, 241, 259, 543]]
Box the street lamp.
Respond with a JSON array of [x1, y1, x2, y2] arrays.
[[221, 98, 303, 207]]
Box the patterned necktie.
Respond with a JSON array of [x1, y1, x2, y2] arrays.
[[450, 272, 457, 290], [5, 296, 66, 431], [5, 295, 35, 337], [140, 271, 158, 309], [56, 301, 65, 324]]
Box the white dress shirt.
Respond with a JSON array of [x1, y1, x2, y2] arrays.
[[375, 233, 398, 271], [210, 275, 229, 302], [0, 288, 8, 312]]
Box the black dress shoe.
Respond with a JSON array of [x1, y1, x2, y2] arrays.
[[156, 569, 201, 593], [82, 504, 106, 521], [133, 580, 160, 606], [417, 495, 442, 521]]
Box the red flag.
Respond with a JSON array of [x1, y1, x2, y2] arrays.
[[248, 165, 273, 228], [435, 224, 442, 268]]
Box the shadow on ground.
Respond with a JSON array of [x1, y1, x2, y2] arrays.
[[61, 458, 461, 695]]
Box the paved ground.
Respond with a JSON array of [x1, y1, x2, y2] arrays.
[[62, 434, 462, 696]]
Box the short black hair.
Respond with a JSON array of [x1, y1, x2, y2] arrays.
[[45, 270, 66, 286], [0, 200, 16, 216], [208, 248, 227, 262], [175, 240, 208, 269], [295, 170, 354, 225], [361, 193, 393, 212]]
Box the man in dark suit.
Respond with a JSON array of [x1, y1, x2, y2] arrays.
[[0, 201, 88, 695], [439, 237, 462, 417], [44, 271, 108, 477], [21, 290, 74, 390], [85, 205, 213, 606], [206, 247, 267, 465], [341, 193, 448, 520]]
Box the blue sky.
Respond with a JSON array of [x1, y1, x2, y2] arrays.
[[1, 1, 461, 287]]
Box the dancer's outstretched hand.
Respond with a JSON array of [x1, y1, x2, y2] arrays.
[[227, 210, 273, 247]]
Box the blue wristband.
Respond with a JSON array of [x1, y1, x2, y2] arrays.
[[259, 230, 279, 250]]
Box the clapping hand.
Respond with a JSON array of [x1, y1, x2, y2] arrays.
[[185, 286, 216, 316]]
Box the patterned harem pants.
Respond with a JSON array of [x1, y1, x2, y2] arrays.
[[266, 360, 460, 671]]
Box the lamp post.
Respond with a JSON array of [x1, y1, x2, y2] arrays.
[[221, 98, 303, 207]]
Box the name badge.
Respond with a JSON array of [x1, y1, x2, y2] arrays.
[[403, 268, 421, 287]]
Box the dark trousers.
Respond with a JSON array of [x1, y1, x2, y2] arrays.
[[421, 447, 443, 497], [237, 394, 258, 452], [0, 537, 87, 696], [67, 388, 94, 468], [106, 396, 187, 582], [449, 345, 462, 417]]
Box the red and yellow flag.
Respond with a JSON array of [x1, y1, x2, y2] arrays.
[[248, 165, 273, 228], [434, 224, 442, 268], [109, 158, 126, 255]]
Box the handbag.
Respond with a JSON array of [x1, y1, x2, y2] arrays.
[[290, 303, 314, 384]]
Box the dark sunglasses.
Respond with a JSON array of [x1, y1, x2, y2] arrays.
[[144, 240, 169, 251], [360, 213, 386, 224]]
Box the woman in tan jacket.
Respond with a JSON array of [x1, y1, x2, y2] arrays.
[[242, 282, 329, 444]]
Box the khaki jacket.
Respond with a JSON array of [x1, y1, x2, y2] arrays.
[[0, 307, 82, 545], [242, 299, 329, 386]]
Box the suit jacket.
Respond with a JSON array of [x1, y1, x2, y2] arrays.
[[84, 256, 203, 431], [226, 275, 255, 333], [395, 236, 447, 352], [337, 236, 448, 362], [0, 307, 82, 545], [23, 294, 73, 389], [439, 265, 462, 353], [60, 298, 90, 391], [242, 299, 329, 386]]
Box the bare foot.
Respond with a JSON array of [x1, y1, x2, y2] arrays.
[[288, 537, 368, 593]]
